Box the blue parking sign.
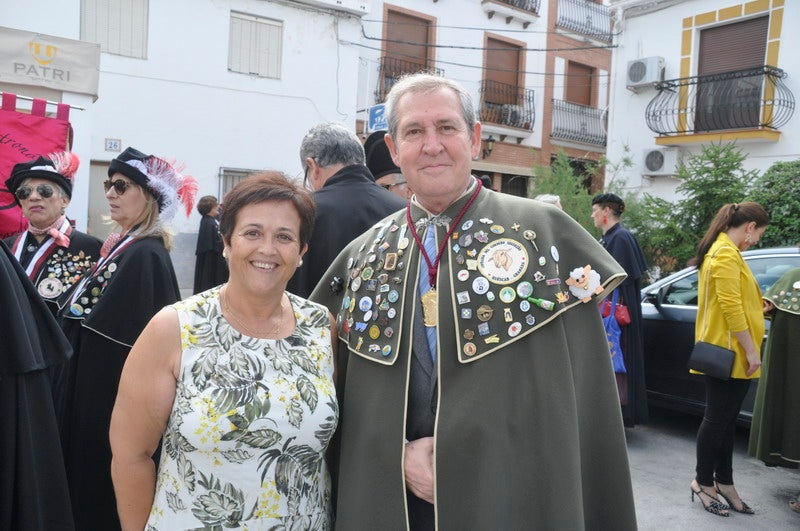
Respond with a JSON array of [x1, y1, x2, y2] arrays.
[[368, 104, 387, 132]]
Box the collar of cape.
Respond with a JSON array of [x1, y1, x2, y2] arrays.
[[334, 181, 621, 365]]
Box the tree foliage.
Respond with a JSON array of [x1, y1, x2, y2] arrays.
[[621, 143, 757, 279], [532, 143, 797, 283], [531, 150, 594, 233], [749, 160, 800, 247]]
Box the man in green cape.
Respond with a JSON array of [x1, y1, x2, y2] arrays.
[[311, 74, 637, 530]]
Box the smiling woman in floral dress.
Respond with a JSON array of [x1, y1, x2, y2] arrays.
[[110, 172, 339, 530]]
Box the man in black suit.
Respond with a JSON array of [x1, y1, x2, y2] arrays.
[[287, 122, 406, 298]]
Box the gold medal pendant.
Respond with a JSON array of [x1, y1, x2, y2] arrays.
[[421, 288, 438, 327]]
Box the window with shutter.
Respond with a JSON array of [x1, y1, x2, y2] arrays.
[[81, 0, 149, 59], [565, 61, 594, 107], [482, 37, 524, 127], [228, 12, 282, 79], [695, 17, 768, 132]]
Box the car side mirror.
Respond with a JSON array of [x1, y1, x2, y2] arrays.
[[652, 285, 668, 311]]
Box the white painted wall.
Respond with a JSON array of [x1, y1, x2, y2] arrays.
[[2, 0, 364, 235], [607, 0, 800, 201], [2, 0, 365, 289]]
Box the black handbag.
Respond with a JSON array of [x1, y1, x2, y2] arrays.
[[688, 341, 735, 380]]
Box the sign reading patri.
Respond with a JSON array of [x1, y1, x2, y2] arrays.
[[367, 104, 387, 133]]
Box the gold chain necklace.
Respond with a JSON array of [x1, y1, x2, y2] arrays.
[[221, 284, 284, 337]]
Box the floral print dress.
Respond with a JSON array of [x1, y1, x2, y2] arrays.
[[146, 287, 338, 531]]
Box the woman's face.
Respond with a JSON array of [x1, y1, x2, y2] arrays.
[[18, 177, 68, 229], [590, 204, 607, 229], [105, 172, 150, 230], [224, 200, 307, 295]]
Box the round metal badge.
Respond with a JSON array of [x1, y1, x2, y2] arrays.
[[476, 238, 529, 285], [37, 277, 64, 299], [499, 286, 516, 303], [516, 281, 534, 299], [358, 296, 373, 312], [472, 276, 490, 295]]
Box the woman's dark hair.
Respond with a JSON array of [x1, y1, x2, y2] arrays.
[[219, 171, 315, 247], [688, 201, 769, 267], [197, 195, 218, 216], [592, 193, 625, 217]]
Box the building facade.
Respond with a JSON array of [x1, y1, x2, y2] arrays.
[[2, 0, 368, 288], [606, 0, 797, 200], [356, 0, 614, 194], [2, 0, 617, 289]]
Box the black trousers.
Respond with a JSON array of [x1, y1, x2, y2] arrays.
[[695, 375, 751, 486]]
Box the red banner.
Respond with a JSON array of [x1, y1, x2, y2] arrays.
[[0, 93, 71, 239]]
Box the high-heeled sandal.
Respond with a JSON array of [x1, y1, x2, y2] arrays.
[[691, 486, 729, 517], [716, 486, 755, 515]]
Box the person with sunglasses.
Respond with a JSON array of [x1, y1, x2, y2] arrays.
[[3, 152, 102, 316], [56, 146, 197, 531]]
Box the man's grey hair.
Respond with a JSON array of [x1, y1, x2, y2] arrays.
[[299, 122, 365, 169], [385, 73, 477, 138]]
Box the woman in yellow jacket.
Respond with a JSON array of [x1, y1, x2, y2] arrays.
[[689, 202, 769, 518]]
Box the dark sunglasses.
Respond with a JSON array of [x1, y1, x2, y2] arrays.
[[15, 183, 55, 200], [103, 179, 133, 195]]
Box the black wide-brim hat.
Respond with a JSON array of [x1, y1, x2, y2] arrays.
[[107, 146, 165, 206], [5, 156, 73, 204], [364, 130, 401, 180]]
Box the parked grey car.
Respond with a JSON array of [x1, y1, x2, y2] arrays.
[[640, 246, 800, 426]]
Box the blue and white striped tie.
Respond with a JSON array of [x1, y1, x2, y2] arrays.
[[418, 226, 438, 363]]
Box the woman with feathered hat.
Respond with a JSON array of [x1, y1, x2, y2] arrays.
[[3, 151, 102, 316], [56, 146, 197, 531]]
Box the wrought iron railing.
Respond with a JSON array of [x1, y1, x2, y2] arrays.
[[494, 0, 541, 14], [551, 99, 607, 146], [480, 79, 535, 131], [376, 56, 444, 102], [645, 65, 795, 135], [556, 0, 613, 43]]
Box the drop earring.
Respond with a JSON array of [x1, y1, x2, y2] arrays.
[[603, 215, 608, 225]]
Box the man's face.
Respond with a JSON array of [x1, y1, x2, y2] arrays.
[[385, 87, 481, 212], [375, 172, 411, 200]]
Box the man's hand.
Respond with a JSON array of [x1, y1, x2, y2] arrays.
[[404, 437, 435, 503]]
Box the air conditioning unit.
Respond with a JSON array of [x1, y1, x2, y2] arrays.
[[626, 57, 665, 90], [642, 148, 680, 176]]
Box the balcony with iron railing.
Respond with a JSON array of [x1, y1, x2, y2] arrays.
[[645, 66, 795, 141], [556, 0, 613, 43], [481, 0, 541, 28], [551, 99, 607, 147], [375, 56, 444, 102], [480, 79, 535, 132]]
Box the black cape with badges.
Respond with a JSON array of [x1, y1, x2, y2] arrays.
[[4, 230, 101, 317], [288, 164, 405, 298], [0, 240, 74, 531], [193, 214, 228, 293], [57, 236, 181, 531], [600, 222, 648, 425], [311, 183, 637, 530]]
